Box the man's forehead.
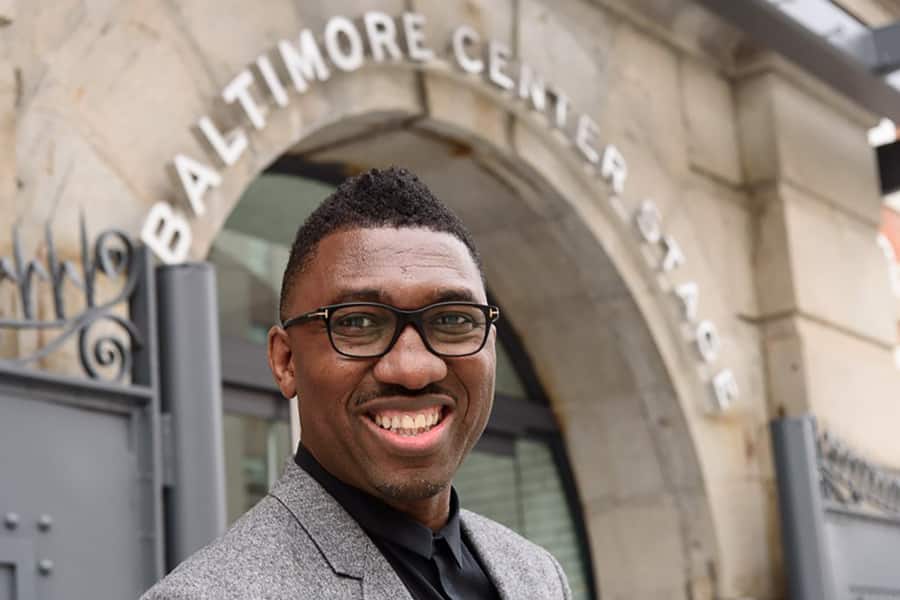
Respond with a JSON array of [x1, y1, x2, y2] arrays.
[[294, 227, 485, 306], [320, 228, 477, 270], [326, 285, 480, 306]]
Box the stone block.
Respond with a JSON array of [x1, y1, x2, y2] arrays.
[[19, 1, 218, 222], [784, 183, 898, 346], [0, 59, 15, 227], [0, 285, 18, 359], [517, 0, 612, 118], [0, 0, 12, 26], [707, 478, 781, 599], [15, 112, 145, 256], [676, 172, 758, 317], [736, 71, 778, 188], [754, 182, 898, 345], [680, 56, 741, 185], [768, 72, 881, 225], [21, 0, 425, 259], [753, 185, 798, 316], [795, 316, 900, 467], [477, 220, 591, 318], [566, 388, 669, 504], [523, 295, 641, 412], [413, 0, 514, 153], [166, 0, 306, 85], [598, 0, 743, 70], [509, 116, 598, 223], [761, 316, 810, 418], [585, 494, 688, 598], [602, 20, 689, 187]]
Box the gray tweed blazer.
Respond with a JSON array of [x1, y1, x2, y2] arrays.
[[141, 461, 572, 599]]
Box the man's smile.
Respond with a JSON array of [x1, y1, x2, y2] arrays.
[[371, 406, 445, 435], [362, 406, 455, 455]]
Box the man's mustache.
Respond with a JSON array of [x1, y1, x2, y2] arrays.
[[353, 383, 456, 406]]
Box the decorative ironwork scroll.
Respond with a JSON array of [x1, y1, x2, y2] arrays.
[[0, 218, 144, 383], [818, 429, 900, 515]]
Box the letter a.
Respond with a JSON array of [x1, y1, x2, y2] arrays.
[[173, 154, 223, 217]]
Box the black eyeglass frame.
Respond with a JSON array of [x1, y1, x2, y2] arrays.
[[281, 301, 501, 358]]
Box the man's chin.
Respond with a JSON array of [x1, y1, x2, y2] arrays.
[[374, 476, 449, 503]]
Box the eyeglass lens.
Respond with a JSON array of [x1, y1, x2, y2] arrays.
[[328, 304, 489, 357]]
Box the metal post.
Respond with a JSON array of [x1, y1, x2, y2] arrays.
[[129, 247, 166, 584], [157, 263, 226, 568], [771, 416, 837, 600]]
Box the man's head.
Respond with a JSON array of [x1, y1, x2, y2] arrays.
[[267, 167, 496, 524], [277, 166, 483, 321]]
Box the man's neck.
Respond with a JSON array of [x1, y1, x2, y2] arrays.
[[381, 487, 452, 532], [295, 444, 454, 532]]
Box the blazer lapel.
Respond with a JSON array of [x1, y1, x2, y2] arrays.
[[362, 541, 414, 600], [460, 511, 529, 600], [268, 461, 412, 600]]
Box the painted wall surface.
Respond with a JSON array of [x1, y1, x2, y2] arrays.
[[1, 1, 898, 598]]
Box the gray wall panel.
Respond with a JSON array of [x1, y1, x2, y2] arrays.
[[0, 393, 147, 599], [826, 508, 900, 598]]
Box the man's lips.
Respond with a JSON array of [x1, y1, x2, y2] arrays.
[[355, 396, 456, 454], [361, 408, 454, 455]]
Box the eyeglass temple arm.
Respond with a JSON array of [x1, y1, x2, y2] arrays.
[[282, 308, 329, 329]]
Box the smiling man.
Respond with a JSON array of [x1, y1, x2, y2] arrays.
[[142, 167, 572, 600]]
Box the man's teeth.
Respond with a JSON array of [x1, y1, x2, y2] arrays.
[[374, 408, 442, 436]]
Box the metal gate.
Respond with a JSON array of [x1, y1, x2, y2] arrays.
[[773, 415, 900, 599], [0, 225, 225, 599]]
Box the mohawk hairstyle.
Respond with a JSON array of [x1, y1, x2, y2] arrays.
[[279, 166, 483, 319]]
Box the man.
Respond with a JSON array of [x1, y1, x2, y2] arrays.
[[142, 167, 572, 599]]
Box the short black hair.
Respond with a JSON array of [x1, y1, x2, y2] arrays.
[[279, 166, 483, 319]]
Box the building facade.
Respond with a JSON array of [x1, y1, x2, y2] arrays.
[[1, 1, 899, 598]]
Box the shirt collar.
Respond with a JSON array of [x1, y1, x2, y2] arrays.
[[294, 444, 464, 567]]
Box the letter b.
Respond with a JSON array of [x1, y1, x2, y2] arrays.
[[141, 202, 193, 264]]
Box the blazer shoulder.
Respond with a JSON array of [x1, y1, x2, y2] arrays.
[[461, 509, 573, 600], [460, 509, 547, 555], [141, 494, 354, 600]]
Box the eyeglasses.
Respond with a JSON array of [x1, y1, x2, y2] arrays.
[[282, 301, 500, 358]]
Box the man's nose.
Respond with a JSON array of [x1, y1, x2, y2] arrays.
[[372, 324, 447, 389]]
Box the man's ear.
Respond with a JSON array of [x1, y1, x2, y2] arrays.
[[267, 326, 296, 399]]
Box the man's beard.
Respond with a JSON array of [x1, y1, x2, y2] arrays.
[[375, 476, 449, 502]]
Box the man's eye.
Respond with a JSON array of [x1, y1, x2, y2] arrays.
[[431, 313, 476, 330], [335, 314, 380, 329]]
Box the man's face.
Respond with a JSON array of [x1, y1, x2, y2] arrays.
[[270, 227, 496, 507]]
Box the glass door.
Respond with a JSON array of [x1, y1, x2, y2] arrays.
[[221, 383, 293, 524]]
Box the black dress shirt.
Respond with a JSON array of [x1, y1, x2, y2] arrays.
[[294, 445, 501, 600]]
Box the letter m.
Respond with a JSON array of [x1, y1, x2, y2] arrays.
[[278, 29, 331, 93]]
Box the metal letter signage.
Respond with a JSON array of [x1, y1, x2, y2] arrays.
[[146, 11, 741, 413]]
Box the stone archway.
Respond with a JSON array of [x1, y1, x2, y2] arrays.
[[208, 107, 721, 598]]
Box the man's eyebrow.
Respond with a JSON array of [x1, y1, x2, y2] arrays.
[[329, 289, 387, 304], [327, 288, 479, 305], [431, 288, 477, 303]]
